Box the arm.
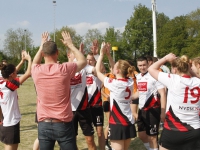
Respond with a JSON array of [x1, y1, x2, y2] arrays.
[[105, 43, 115, 70], [130, 103, 138, 121], [32, 32, 49, 65], [158, 88, 167, 122], [0, 106, 2, 125], [19, 51, 32, 84], [148, 53, 176, 80], [95, 42, 107, 83], [16, 51, 26, 72], [61, 31, 86, 72]]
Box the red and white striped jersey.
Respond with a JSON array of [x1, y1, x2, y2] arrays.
[[158, 72, 200, 131], [136, 72, 165, 109], [104, 77, 134, 126], [0, 78, 20, 126], [86, 65, 102, 107]]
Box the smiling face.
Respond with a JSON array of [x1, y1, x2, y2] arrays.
[[86, 54, 96, 66], [137, 60, 148, 74]]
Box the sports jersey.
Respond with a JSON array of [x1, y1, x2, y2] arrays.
[[101, 73, 115, 101], [104, 77, 134, 125], [70, 66, 93, 111], [158, 72, 200, 131], [86, 65, 102, 107], [0, 78, 20, 127], [136, 72, 164, 109]]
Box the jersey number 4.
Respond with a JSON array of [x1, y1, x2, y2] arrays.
[[183, 86, 200, 104]]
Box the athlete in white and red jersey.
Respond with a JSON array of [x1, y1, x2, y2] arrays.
[[96, 42, 136, 150], [134, 56, 166, 150], [149, 53, 200, 150], [86, 51, 105, 150], [0, 51, 31, 150], [68, 47, 96, 150]]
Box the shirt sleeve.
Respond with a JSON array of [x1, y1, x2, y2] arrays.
[[158, 72, 174, 89]]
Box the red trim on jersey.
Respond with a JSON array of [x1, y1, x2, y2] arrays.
[[143, 95, 160, 110], [89, 88, 102, 107], [6, 78, 20, 91], [117, 78, 128, 82], [109, 100, 132, 126], [77, 87, 89, 110], [182, 75, 191, 78]]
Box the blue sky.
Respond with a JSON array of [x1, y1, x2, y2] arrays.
[[0, 0, 199, 49]]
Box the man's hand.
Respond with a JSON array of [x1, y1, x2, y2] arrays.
[[90, 39, 99, 55], [79, 42, 85, 54], [61, 31, 73, 47], [41, 32, 49, 46]]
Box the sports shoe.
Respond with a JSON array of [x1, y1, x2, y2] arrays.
[[105, 143, 112, 150]]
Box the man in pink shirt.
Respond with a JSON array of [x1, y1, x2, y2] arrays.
[[31, 31, 86, 150]]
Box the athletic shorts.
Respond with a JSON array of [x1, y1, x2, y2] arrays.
[[90, 106, 104, 127], [137, 108, 160, 136], [108, 123, 136, 140], [103, 101, 110, 112], [159, 128, 200, 150], [0, 122, 20, 144], [72, 108, 95, 136]]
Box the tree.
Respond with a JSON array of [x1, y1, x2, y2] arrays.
[[123, 4, 153, 61], [84, 29, 103, 54], [157, 16, 189, 57], [50, 26, 83, 62], [3, 28, 33, 60]]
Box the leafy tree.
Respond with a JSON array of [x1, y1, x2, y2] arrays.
[[157, 16, 189, 57], [3, 28, 33, 59], [123, 4, 153, 61], [84, 29, 103, 54], [50, 26, 83, 63]]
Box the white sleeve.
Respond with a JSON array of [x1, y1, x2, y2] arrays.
[[158, 72, 174, 89], [104, 77, 115, 91]]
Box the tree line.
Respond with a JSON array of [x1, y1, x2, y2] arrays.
[[2, 4, 200, 73]]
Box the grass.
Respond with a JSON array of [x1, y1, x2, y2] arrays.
[[0, 78, 147, 150]]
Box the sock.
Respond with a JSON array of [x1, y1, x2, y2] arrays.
[[149, 148, 158, 150], [144, 143, 150, 150]]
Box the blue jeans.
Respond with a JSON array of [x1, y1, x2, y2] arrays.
[[38, 121, 76, 150]]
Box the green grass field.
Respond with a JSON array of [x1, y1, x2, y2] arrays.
[[0, 78, 147, 150]]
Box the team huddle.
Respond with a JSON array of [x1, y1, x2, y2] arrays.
[[0, 31, 200, 150]]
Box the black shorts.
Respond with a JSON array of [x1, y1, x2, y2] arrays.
[[108, 123, 136, 140], [90, 106, 104, 127], [137, 108, 161, 136], [0, 122, 20, 144], [103, 101, 110, 112], [72, 108, 94, 136], [159, 128, 200, 150]]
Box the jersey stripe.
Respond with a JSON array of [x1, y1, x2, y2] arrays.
[[77, 87, 89, 110], [109, 100, 132, 126], [143, 94, 160, 110], [164, 106, 194, 131], [89, 88, 102, 107]]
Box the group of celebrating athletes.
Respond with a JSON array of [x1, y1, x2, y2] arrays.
[[0, 31, 200, 150]]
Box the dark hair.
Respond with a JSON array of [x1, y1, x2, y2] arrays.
[[146, 56, 153, 62], [42, 41, 58, 56], [1, 64, 16, 79], [137, 56, 148, 63], [152, 57, 158, 63]]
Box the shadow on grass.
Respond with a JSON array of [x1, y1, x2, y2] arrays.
[[20, 103, 36, 107], [20, 124, 37, 131], [21, 111, 36, 116]]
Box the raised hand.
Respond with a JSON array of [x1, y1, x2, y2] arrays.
[[100, 42, 106, 56], [23, 51, 31, 61], [79, 42, 85, 54], [41, 32, 49, 46], [164, 53, 177, 62], [105, 42, 111, 56], [90, 39, 99, 55], [61, 31, 73, 47]]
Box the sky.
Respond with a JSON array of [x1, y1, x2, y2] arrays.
[[0, 0, 199, 49]]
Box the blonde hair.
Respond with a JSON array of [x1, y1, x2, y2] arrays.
[[192, 57, 200, 66], [117, 60, 135, 78], [171, 55, 189, 74]]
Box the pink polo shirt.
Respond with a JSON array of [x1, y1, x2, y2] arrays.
[[31, 62, 77, 122]]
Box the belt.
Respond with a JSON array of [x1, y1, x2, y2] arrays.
[[42, 119, 63, 123]]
